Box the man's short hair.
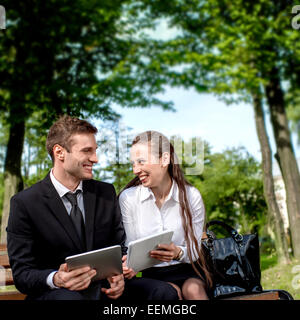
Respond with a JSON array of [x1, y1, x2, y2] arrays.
[[46, 115, 98, 162]]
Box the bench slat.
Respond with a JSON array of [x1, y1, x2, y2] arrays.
[[223, 291, 280, 300], [0, 254, 10, 268], [4, 269, 14, 286], [0, 291, 26, 300]]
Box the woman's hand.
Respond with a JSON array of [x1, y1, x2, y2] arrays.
[[150, 242, 181, 262], [122, 255, 138, 279]]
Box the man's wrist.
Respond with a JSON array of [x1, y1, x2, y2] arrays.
[[47, 271, 60, 289]]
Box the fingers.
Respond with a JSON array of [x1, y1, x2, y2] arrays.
[[54, 265, 96, 290], [59, 263, 68, 272], [122, 266, 131, 276], [127, 270, 137, 280], [150, 243, 180, 261], [68, 269, 97, 291], [123, 267, 137, 279], [122, 255, 128, 272], [102, 274, 125, 299], [68, 269, 96, 291], [157, 243, 173, 251], [109, 274, 124, 284], [150, 249, 174, 261]]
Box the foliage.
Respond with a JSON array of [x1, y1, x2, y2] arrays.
[[22, 111, 52, 188], [185, 143, 268, 236], [129, 0, 298, 101], [94, 120, 135, 194], [0, 0, 173, 129]]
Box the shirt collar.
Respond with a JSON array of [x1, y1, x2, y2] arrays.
[[50, 169, 83, 198], [140, 179, 179, 203]]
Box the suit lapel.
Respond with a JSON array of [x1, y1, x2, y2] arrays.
[[41, 174, 85, 252], [83, 180, 96, 251]]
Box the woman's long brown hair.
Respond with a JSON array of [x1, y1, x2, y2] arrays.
[[119, 131, 213, 289]]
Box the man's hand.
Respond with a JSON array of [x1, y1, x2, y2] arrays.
[[53, 263, 97, 291], [101, 274, 125, 299], [122, 255, 138, 279], [150, 242, 181, 262]]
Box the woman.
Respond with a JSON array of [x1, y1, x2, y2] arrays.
[[119, 131, 212, 300]]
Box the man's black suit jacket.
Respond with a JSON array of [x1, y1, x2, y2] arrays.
[[6, 174, 126, 298]]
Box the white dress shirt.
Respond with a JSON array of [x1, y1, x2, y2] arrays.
[[46, 169, 85, 289], [119, 180, 205, 267]]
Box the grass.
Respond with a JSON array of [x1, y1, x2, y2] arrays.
[[0, 285, 17, 293], [260, 252, 278, 271], [260, 253, 300, 300]]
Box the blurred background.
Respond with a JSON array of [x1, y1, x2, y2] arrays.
[[1, 0, 300, 298]]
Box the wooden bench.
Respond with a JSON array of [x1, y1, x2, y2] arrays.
[[0, 242, 291, 300], [0, 244, 26, 300], [224, 291, 280, 300]]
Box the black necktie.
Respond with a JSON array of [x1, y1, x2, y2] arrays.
[[65, 190, 86, 248]]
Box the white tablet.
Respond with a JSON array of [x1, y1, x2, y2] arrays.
[[65, 245, 122, 281], [127, 230, 174, 272]]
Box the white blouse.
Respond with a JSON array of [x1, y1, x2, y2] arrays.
[[119, 181, 205, 267]]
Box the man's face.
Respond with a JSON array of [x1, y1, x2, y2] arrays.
[[63, 133, 98, 181]]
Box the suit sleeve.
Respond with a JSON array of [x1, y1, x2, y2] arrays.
[[6, 196, 55, 296]]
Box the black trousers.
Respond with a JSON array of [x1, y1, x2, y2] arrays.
[[121, 277, 179, 301], [27, 281, 103, 300], [142, 263, 204, 289], [28, 277, 179, 301]]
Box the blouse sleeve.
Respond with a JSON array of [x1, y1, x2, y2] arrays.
[[118, 191, 137, 246], [181, 187, 205, 263]]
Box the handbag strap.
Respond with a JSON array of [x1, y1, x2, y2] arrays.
[[205, 220, 243, 243]]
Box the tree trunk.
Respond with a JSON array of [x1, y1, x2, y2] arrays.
[[0, 115, 25, 244], [252, 91, 290, 264], [264, 67, 300, 258]]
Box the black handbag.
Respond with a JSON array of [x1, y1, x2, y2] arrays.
[[201, 220, 262, 299]]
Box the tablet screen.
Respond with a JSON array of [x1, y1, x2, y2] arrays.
[[127, 230, 174, 272], [65, 245, 122, 281]]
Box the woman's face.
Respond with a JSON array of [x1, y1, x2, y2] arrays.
[[130, 143, 169, 188]]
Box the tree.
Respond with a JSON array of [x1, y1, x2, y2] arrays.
[[22, 111, 52, 188], [129, 0, 299, 259], [0, 0, 174, 242], [186, 145, 268, 236], [252, 90, 290, 263], [95, 119, 135, 194]]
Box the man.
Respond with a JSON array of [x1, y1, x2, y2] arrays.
[[6, 115, 125, 300], [7, 115, 179, 301]]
